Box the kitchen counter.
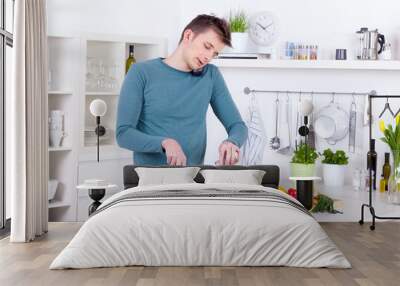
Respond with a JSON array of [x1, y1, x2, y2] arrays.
[[312, 184, 400, 222]]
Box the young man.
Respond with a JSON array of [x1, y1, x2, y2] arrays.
[[116, 14, 248, 166]]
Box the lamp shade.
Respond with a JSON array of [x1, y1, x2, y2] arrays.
[[90, 99, 107, 117], [300, 99, 313, 116]]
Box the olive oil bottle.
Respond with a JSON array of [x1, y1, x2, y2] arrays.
[[125, 45, 136, 74], [382, 152, 391, 191]]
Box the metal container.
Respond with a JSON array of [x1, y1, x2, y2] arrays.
[[356, 28, 385, 60]]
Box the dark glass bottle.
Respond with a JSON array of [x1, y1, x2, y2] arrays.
[[367, 139, 377, 190], [125, 45, 136, 74], [382, 152, 391, 191]]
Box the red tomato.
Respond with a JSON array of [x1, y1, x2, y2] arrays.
[[287, 188, 297, 199]]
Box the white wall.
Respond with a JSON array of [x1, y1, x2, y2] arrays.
[[179, 0, 400, 60], [48, 0, 400, 59], [47, 0, 182, 52], [47, 0, 400, 189]]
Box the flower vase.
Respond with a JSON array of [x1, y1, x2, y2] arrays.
[[388, 150, 400, 204]]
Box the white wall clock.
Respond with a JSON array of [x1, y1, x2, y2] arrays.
[[248, 11, 279, 46]]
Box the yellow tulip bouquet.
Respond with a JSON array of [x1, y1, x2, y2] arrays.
[[379, 116, 400, 160], [379, 115, 400, 200]]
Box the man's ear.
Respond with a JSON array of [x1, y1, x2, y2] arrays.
[[182, 29, 195, 43]]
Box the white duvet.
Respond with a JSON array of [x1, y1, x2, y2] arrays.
[[50, 183, 351, 269]]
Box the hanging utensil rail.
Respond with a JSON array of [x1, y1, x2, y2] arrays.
[[244, 87, 400, 231]]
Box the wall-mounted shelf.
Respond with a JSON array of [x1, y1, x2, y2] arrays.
[[48, 91, 73, 96], [49, 146, 72, 152], [86, 91, 120, 96], [212, 59, 400, 71], [49, 200, 70, 209]]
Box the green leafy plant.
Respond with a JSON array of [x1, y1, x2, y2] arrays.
[[291, 142, 319, 164], [311, 194, 342, 213], [228, 10, 248, 32], [320, 148, 349, 165]]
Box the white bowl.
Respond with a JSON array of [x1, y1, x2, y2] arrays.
[[48, 180, 58, 201]]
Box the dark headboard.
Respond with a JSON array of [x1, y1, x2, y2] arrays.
[[123, 165, 280, 189]]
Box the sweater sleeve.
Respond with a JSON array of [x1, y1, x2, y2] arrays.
[[210, 66, 248, 147], [116, 67, 166, 153]]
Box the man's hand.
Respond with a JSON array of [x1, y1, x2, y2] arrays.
[[216, 140, 240, 166], [161, 138, 187, 166]]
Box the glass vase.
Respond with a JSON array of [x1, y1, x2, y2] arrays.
[[388, 149, 400, 204]]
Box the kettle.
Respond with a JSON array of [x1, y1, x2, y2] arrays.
[[356, 28, 385, 60]]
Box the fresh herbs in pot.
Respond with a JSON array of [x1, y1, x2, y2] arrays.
[[321, 149, 349, 165], [291, 142, 319, 164], [228, 10, 248, 32]]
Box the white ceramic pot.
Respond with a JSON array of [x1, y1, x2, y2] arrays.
[[290, 163, 316, 177], [322, 164, 347, 187], [224, 32, 251, 53]]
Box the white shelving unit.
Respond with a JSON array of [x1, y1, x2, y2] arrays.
[[47, 36, 80, 222], [212, 59, 400, 71], [47, 33, 167, 222]]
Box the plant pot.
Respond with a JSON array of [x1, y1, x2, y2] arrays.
[[322, 164, 346, 187], [290, 163, 315, 177], [223, 32, 251, 54]]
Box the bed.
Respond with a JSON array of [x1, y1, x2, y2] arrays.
[[50, 165, 350, 269]]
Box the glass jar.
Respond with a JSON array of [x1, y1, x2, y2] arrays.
[[352, 168, 362, 191], [388, 149, 400, 204], [309, 45, 318, 60]]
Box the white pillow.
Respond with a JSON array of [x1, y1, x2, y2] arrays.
[[200, 169, 266, 185], [135, 167, 201, 186]]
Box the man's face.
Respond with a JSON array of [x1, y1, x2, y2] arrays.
[[181, 28, 226, 70]]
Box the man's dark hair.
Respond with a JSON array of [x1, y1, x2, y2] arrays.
[[179, 14, 232, 47]]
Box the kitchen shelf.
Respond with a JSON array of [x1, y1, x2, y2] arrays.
[[48, 90, 73, 95], [86, 91, 120, 96], [49, 200, 70, 209], [212, 59, 400, 71], [49, 146, 72, 152]]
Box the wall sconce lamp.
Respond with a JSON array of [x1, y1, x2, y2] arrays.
[[89, 99, 107, 162]]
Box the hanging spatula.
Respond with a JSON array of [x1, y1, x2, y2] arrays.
[[307, 92, 316, 149]]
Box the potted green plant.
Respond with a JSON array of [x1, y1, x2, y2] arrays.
[[290, 142, 319, 177], [225, 10, 249, 53], [320, 148, 349, 187]]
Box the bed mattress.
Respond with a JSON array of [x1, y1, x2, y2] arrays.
[[50, 183, 350, 269]]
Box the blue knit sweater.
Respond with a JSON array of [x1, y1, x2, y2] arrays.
[[116, 58, 247, 165]]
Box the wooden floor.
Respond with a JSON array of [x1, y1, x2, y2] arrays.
[[0, 222, 399, 286]]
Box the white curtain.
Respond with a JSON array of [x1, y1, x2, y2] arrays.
[[10, 0, 48, 242]]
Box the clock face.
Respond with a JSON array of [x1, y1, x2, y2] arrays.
[[248, 11, 278, 46]]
